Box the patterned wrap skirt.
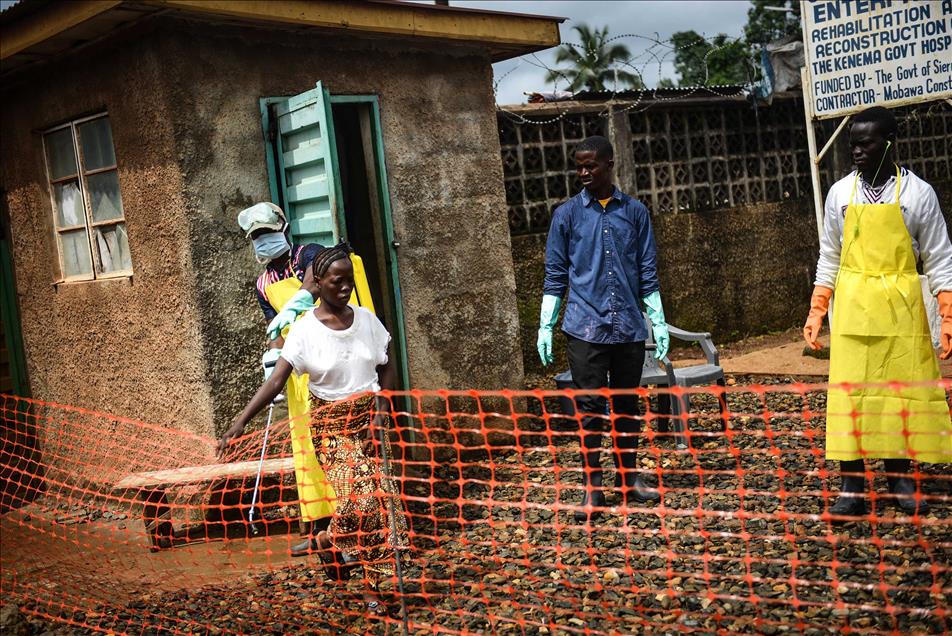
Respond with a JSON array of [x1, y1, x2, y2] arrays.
[[310, 393, 408, 578]]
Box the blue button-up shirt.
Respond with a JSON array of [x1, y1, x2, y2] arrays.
[[544, 187, 660, 344]]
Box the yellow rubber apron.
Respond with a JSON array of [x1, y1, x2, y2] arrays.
[[265, 276, 337, 521], [827, 167, 952, 463]]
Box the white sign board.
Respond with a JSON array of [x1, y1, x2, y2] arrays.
[[802, 0, 952, 119]]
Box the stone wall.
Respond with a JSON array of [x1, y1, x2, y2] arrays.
[[502, 96, 951, 234], [1, 18, 525, 433], [505, 97, 952, 379], [0, 25, 217, 434], [128, 20, 525, 429]]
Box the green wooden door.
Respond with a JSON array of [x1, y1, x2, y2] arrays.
[[0, 191, 28, 397], [261, 82, 344, 246], [259, 89, 410, 392]]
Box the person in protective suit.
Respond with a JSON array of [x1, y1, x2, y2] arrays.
[[803, 106, 952, 521], [538, 135, 670, 523], [237, 202, 336, 554]]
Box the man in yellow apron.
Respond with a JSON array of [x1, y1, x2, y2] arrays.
[[238, 203, 336, 554], [803, 107, 952, 520]]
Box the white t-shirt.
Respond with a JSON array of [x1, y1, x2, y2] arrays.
[[281, 306, 391, 402]]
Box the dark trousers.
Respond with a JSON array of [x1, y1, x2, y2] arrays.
[[566, 335, 646, 487]]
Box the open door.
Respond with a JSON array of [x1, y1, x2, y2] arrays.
[[260, 85, 409, 392], [261, 82, 343, 247], [0, 189, 41, 513], [0, 190, 28, 397]]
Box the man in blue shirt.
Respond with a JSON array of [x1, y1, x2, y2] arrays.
[[538, 135, 670, 523]]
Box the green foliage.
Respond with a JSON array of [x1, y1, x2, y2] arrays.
[[550, 2, 803, 91], [669, 30, 753, 87], [744, 0, 802, 45], [666, 0, 803, 88], [545, 24, 645, 92]]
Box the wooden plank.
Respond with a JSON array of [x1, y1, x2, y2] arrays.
[[278, 103, 320, 135], [0, 1, 123, 60], [112, 457, 295, 491], [283, 145, 323, 170], [140, 0, 562, 52], [287, 179, 329, 204], [288, 210, 334, 236]]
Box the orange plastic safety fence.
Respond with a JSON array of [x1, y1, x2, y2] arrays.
[[1, 380, 950, 635]]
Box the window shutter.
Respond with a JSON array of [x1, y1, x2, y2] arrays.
[[261, 82, 343, 247]]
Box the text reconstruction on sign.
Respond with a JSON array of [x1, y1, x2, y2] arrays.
[[803, 0, 952, 118]]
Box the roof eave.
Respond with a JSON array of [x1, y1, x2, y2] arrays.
[[0, 0, 563, 63]]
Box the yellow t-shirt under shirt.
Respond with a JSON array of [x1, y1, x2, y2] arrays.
[[599, 197, 612, 209]]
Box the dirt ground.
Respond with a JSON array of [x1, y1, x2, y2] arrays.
[[4, 371, 951, 635], [4, 332, 951, 635], [530, 327, 951, 388]]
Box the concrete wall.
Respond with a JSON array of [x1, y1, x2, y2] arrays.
[[0, 28, 217, 434], [135, 20, 525, 429], [514, 181, 952, 380]]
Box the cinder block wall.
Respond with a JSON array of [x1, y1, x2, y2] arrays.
[[503, 99, 952, 379]]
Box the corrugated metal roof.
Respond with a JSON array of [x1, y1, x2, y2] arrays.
[[573, 87, 749, 101]]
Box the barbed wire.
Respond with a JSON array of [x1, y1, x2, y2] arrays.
[[494, 31, 950, 127], [494, 32, 759, 125]]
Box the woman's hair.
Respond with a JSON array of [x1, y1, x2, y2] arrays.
[[312, 241, 353, 278]]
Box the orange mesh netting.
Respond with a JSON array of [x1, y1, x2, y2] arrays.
[[1, 380, 950, 635]]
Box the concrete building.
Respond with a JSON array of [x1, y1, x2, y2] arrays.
[[0, 0, 562, 436]]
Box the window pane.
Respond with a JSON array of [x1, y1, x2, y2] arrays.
[[53, 180, 85, 227], [78, 117, 116, 171], [44, 128, 77, 180], [93, 223, 132, 274], [59, 229, 93, 278], [87, 171, 124, 222]]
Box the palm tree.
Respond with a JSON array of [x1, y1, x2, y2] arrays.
[[544, 24, 644, 93]]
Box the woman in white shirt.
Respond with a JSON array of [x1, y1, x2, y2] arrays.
[[218, 244, 406, 617]]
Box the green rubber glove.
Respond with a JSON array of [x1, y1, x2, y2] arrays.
[[267, 288, 315, 340], [642, 290, 669, 360], [537, 295, 562, 366]]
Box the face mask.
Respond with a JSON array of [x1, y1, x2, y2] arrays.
[[251, 232, 290, 264]]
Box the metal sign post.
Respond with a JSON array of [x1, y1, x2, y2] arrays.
[[799, 0, 952, 244], [374, 406, 410, 636], [800, 67, 825, 241]]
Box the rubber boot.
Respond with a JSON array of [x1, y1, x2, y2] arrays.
[[884, 458, 928, 516], [290, 516, 331, 557], [829, 459, 867, 522], [619, 456, 661, 504], [613, 417, 660, 505], [575, 426, 606, 523], [576, 467, 606, 523]]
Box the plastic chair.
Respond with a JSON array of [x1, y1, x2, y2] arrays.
[[554, 313, 728, 448]]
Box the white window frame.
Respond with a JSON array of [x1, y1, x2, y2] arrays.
[[42, 112, 132, 283]]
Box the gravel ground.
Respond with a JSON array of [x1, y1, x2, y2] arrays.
[[8, 376, 951, 635]]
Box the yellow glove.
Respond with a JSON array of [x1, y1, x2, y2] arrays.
[[803, 285, 833, 351], [938, 291, 952, 360]]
